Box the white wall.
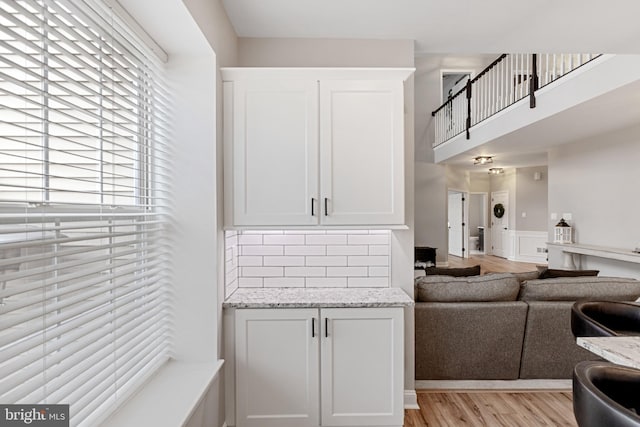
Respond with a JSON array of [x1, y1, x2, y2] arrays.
[[548, 124, 640, 278]]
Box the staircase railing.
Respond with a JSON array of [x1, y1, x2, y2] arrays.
[[432, 53, 601, 147]]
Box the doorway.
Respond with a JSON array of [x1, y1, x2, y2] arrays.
[[441, 70, 473, 103], [468, 192, 488, 255], [448, 190, 467, 258], [491, 191, 509, 258]]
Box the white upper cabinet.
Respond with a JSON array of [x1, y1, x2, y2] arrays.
[[223, 68, 413, 228], [229, 79, 319, 226], [319, 79, 404, 225]]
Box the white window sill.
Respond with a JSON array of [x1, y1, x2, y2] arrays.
[[100, 359, 224, 427]]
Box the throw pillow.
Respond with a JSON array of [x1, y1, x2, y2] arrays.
[[424, 265, 481, 277], [415, 273, 519, 302], [538, 268, 599, 279]]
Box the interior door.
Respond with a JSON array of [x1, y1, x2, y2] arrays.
[[491, 191, 509, 258], [448, 191, 464, 258]]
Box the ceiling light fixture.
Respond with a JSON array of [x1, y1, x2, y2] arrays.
[[488, 168, 504, 175], [473, 156, 493, 165]]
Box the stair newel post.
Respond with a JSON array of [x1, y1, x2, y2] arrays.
[[465, 79, 472, 139], [530, 53, 539, 108]]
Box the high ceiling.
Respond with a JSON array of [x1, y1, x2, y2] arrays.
[[222, 0, 640, 55]]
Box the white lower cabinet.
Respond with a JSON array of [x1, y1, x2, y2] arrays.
[[235, 307, 404, 427]]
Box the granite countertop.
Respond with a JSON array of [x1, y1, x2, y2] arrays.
[[223, 287, 414, 309], [577, 336, 640, 369]]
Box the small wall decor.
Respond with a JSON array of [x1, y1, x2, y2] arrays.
[[554, 218, 573, 244], [493, 203, 505, 218]]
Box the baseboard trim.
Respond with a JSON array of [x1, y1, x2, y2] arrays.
[[415, 379, 572, 391], [436, 261, 449, 267], [404, 389, 419, 409]]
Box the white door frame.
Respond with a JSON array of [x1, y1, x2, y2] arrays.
[[469, 192, 488, 254], [447, 189, 469, 259], [490, 190, 509, 258]]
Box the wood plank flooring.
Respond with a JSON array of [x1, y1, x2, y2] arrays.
[[446, 254, 542, 274], [405, 390, 577, 427]]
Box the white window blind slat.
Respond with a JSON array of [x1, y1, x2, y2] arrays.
[[1, 296, 169, 401], [0, 0, 173, 425], [0, 285, 168, 381]]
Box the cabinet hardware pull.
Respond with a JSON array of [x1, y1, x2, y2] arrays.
[[311, 198, 315, 216], [325, 318, 329, 337], [312, 318, 316, 337], [324, 198, 328, 216]]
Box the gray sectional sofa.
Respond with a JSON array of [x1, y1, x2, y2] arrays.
[[414, 273, 640, 380]]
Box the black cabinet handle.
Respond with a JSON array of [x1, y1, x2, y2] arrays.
[[312, 317, 316, 337], [325, 318, 329, 337], [324, 198, 328, 216], [311, 198, 315, 216]]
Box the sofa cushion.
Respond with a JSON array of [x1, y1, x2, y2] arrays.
[[538, 268, 599, 279], [415, 273, 519, 302], [424, 265, 481, 277], [513, 270, 541, 284], [518, 276, 640, 301]]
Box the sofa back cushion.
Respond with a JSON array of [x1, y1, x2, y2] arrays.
[[424, 265, 481, 277], [415, 273, 519, 302], [518, 277, 640, 301]]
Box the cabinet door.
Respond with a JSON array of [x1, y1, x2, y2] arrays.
[[319, 80, 405, 225], [320, 307, 404, 426], [232, 80, 319, 225], [235, 308, 319, 427]]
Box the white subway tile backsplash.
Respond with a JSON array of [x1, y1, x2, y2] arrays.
[[305, 277, 347, 287], [348, 234, 389, 245], [327, 266, 368, 277], [348, 255, 389, 266], [264, 277, 305, 288], [306, 234, 347, 245], [241, 266, 284, 277], [285, 266, 327, 277], [369, 245, 390, 255], [285, 245, 326, 256], [225, 230, 391, 291], [238, 234, 263, 245], [306, 256, 347, 266], [241, 245, 284, 256], [263, 256, 305, 266], [326, 245, 368, 256], [368, 266, 390, 277], [348, 277, 389, 288], [263, 234, 306, 245], [238, 277, 263, 287], [238, 256, 263, 266]]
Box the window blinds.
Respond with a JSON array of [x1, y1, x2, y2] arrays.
[[0, 0, 173, 425]]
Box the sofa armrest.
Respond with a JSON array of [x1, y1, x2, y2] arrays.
[[415, 301, 528, 380]]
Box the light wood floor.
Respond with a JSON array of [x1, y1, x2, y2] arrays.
[[446, 254, 542, 274], [405, 390, 577, 427]]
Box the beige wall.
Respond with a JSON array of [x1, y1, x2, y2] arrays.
[[515, 166, 548, 231]]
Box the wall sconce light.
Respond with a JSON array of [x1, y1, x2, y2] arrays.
[[474, 156, 493, 165], [488, 168, 504, 175]]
